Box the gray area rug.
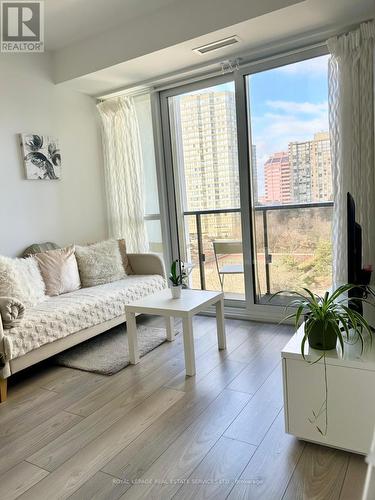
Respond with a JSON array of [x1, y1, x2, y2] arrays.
[[55, 324, 172, 375]]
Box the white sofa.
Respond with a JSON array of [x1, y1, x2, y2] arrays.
[[0, 253, 166, 402]]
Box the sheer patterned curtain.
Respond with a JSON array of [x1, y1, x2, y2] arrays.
[[97, 96, 148, 253], [328, 21, 375, 287]]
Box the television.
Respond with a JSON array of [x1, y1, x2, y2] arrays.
[[347, 192, 371, 314], [347, 192, 362, 285]]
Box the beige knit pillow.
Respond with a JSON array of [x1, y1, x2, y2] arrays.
[[0, 256, 45, 307], [75, 239, 126, 287], [34, 246, 81, 296]]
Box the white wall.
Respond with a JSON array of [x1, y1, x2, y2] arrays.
[[0, 52, 107, 257]]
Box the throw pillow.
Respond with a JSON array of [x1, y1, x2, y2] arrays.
[[75, 239, 126, 287], [23, 242, 59, 258], [34, 246, 81, 296], [0, 256, 45, 307]]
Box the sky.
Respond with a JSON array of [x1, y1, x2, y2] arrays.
[[175, 54, 330, 197], [248, 55, 330, 196]]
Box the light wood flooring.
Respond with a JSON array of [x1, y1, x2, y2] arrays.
[[0, 316, 368, 500]]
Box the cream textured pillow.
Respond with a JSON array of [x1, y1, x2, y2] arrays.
[[0, 256, 45, 307], [34, 246, 81, 296], [75, 239, 126, 287]]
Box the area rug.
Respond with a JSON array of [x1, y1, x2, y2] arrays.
[[55, 324, 173, 375]]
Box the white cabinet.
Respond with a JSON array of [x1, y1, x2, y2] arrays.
[[282, 325, 375, 455]]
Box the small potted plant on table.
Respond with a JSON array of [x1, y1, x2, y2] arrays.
[[169, 260, 188, 299]]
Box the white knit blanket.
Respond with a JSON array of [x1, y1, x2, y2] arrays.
[[3, 275, 166, 360]]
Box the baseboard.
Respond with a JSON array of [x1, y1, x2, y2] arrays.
[[200, 304, 294, 325]]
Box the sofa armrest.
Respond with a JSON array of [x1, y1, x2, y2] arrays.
[[0, 314, 4, 359], [0, 314, 10, 378], [127, 253, 166, 278]]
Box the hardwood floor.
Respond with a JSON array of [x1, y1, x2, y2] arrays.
[[0, 316, 367, 500]]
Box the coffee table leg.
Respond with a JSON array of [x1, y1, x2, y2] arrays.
[[182, 316, 196, 376], [165, 316, 175, 341], [127, 311, 139, 364], [216, 297, 226, 350]]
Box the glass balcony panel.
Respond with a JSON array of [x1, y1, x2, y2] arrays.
[[145, 219, 164, 254], [265, 205, 333, 296], [180, 204, 332, 305], [186, 212, 244, 299]]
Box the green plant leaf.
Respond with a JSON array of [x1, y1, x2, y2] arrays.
[[301, 334, 308, 360], [294, 304, 305, 329], [325, 284, 353, 306], [335, 314, 350, 341], [302, 287, 322, 306]]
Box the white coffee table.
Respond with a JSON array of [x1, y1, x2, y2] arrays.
[[125, 289, 226, 376]]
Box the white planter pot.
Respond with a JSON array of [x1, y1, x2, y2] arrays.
[[171, 285, 182, 299]]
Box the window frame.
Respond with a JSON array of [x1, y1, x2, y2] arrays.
[[154, 44, 331, 322]]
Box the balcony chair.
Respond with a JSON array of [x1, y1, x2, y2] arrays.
[[212, 240, 244, 291]]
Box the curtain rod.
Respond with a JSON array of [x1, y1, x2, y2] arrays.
[[154, 42, 328, 93], [98, 86, 153, 101]]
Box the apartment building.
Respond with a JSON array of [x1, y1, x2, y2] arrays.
[[289, 131, 332, 203], [310, 132, 332, 201], [176, 90, 240, 240], [264, 151, 292, 205]]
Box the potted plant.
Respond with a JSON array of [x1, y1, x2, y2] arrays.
[[169, 260, 188, 299], [273, 284, 374, 435]]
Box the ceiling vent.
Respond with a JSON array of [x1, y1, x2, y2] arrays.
[[193, 36, 240, 55]]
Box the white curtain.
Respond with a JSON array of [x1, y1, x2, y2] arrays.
[[328, 21, 375, 287], [97, 96, 148, 253]]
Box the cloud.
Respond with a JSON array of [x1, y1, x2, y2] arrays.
[[273, 55, 330, 76], [253, 115, 328, 156], [251, 103, 329, 196], [253, 99, 329, 157], [265, 100, 328, 115], [249, 54, 330, 197]]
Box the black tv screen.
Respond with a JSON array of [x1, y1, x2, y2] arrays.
[[347, 192, 363, 313], [347, 192, 362, 284]]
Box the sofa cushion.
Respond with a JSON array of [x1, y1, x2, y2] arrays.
[[34, 246, 81, 297], [23, 242, 60, 258], [75, 239, 126, 287], [3, 274, 166, 360], [0, 256, 45, 307]]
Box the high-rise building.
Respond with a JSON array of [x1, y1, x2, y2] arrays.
[[264, 152, 292, 205], [178, 91, 239, 213], [174, 90, 240, 241], [250, 144, 259, 205], [289, 140, 312, 203], [289, 132, 332, 203], [310, 132, 332, 201]]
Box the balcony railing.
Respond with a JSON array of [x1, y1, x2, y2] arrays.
[[183, 201, 334, 298]]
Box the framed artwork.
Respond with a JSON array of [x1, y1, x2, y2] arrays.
[[20, 134, 61, 180]]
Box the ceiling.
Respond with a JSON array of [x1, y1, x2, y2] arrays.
[[58, 0, 374, 96], [45, 0, 179, 50]]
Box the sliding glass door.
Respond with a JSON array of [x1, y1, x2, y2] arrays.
[[163, 79, 246, 302], [159, 49, 333, 316], [246, 55, 333, 306]]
